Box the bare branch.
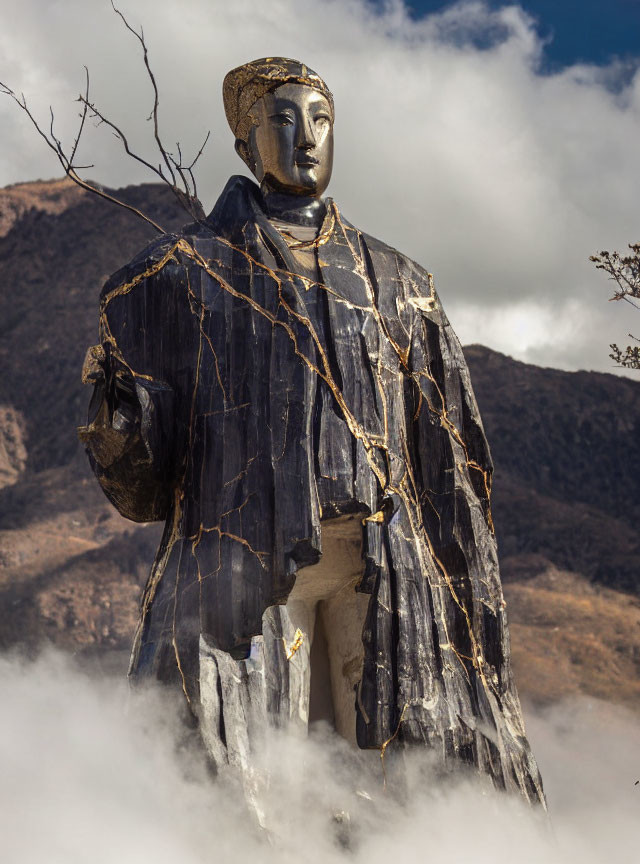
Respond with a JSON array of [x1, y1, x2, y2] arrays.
[[621, 295, 640, 311], [79, 93, 200, 222], [167, 140, 192, 202], [591, 245, 640, 302], [110, 1, 176, 187], [105, 1, 208, 222], [186, 130, 211, 202], [593, 242, 640, 371], [187, 130, 210, 172], [69, 66, 91, 166], [79, 95, 168, 183], [0, 78, 166, 234], [610, 343, 640, 369], [1, 3, 211, 231]]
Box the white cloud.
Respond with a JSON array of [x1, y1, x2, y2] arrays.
[[1, 650, 638, 863], [1, 0, 639, 374]]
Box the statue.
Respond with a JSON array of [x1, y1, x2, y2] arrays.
[[79, 58, 544, 808]]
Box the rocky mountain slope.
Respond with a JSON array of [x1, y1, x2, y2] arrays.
[[0, 179, 638, 710], [466, 344, 640, 594]]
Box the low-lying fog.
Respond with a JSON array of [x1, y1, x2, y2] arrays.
[[1, 650, 637, 863]]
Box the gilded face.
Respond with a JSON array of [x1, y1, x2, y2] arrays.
[[243, 82, 334, 197]]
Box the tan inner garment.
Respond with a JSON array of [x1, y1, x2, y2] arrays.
[[269, 218, 320, 280], [285, 513, 369, 745]]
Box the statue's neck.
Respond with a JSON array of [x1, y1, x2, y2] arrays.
[[260, 185, 326, 230]]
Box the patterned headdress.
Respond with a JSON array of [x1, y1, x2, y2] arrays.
[[223, 57, 334, 143]]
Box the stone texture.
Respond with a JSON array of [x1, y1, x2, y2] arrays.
[[80, 175, 544, 805]]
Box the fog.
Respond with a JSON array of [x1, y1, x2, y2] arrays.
[[1, 649, 637, 863], [1, 0, 639, 373]]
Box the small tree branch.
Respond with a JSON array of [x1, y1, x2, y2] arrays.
[[0, 79, 166, 234], [69, 66, 91, 166], [593, 243, 640, 371], [186, 130, 210, 202], [110, 1, 176, 188], [109, 1, 209, 220], [1, 3, 211, 232], [80, 96, 168, 184], [620, 294, 640, 310], [167, 141, 192, 201]]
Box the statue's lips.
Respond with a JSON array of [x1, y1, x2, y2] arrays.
[[295, 156, 319, 167]]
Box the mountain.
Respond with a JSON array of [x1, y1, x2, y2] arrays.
[[466, 345, 640, 594], [0, 179, 638, 710]]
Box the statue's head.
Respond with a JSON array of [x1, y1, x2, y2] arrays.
[[223, 58, 334, 198]]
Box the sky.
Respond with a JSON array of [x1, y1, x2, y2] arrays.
[[1, 0, 639, 375], [404, 0, 640, 68]]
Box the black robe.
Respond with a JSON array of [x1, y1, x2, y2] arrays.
[[81, 175, 544, 804]]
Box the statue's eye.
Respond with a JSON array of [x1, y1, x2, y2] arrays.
[[315, 113, 331, 123], [270, 113, 294, 126]]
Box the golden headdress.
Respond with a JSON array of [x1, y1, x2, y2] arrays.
[[223, 57, 334, 143]]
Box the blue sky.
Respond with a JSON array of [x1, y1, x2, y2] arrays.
[[400, 0, 640, 68]]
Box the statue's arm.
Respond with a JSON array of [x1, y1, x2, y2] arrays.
[[78, 342, 175, 522], [402, 257, 494, 523], [78, 241, 186, 522]]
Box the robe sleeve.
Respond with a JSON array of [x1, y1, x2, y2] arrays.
[[78, 234, 189, 523], [403, 261, 495, 534]]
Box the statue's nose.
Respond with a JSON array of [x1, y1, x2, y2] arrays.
[[296, 116, 316, 150]]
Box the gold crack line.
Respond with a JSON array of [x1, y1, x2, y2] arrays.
[[217, 490, 256, 522], [380, 702, 409, 789], [283, 628, 304, 661], [100, 243, 182, 310], [191, 526, 225, 587], [186, 280, 230, 405], [179, 238, 390, 492], [208, 232, 488, 695], [194, 524, 269, 568], [222, 453, 258, 488], [274, 282, 389, 490], [98, 312, 156, 383], [414, 364, 494, 529]]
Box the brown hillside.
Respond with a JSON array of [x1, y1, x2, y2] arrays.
[[0, 179, 637, 712]]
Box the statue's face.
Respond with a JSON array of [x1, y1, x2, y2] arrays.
[[244, 83, 334, 197]]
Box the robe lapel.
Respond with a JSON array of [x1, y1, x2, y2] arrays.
[[319, 204, 384, 444]]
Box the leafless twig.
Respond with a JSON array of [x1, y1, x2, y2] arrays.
[[0, 75, 165, 233], [109, 0, 177, 187], [106, 0, 209, 221], [591, 244, 640, 370], [1, 2, 211, 230]]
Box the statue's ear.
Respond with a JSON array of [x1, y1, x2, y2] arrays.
[[235, 138, 253, 170]]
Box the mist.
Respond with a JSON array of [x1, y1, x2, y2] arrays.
[[1, 649, 637, 863]]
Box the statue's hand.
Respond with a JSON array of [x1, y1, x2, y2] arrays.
[[81, 344, 141, 434], [79, 344, 141, 462], [111, 372, 140, 437], [81, 344, 106, 385]]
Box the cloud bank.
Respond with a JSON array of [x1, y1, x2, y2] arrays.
[[1, 0, 639, 373], [1, 650, 638, 863]]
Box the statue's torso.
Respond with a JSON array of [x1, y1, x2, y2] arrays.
[[87, 176, 544, 804]]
